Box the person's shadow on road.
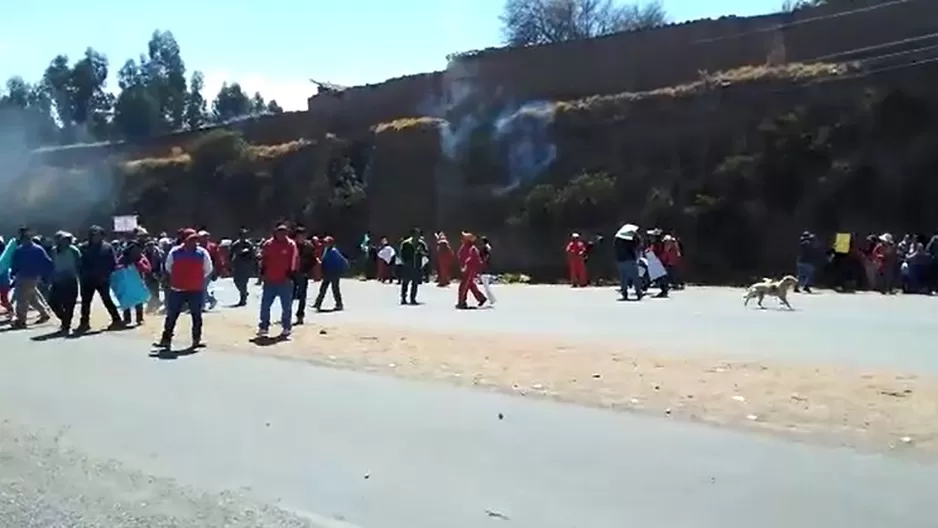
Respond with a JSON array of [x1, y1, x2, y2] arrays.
[[30, 329, 69, 342], [66, 329, 104, 339], [249, 335, 288, 347], [149, 345, 201, 360]]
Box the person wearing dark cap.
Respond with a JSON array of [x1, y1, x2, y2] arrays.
[[75, 225, 124, 332], [398, 228, 428, 305], [292, 226, 318, 324], [48, 231, 82, 333], [229, 228, 255, 306], [158, 229, 213, 349], [313, 235, 347, 312], [257, 225, 298, 338]]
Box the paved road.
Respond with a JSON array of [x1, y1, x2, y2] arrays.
[[1, 330, 936, 528], [208, 279, 938, 372]]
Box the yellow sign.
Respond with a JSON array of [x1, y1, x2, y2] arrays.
[[833, 233, 851, 254]]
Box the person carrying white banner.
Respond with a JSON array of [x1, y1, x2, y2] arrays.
[[478, 236, 496, 305]]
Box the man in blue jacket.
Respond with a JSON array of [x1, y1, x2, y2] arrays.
[[10, 226, 53, 329], [75, 225, 124, 332], [312, 236, 347, 312]]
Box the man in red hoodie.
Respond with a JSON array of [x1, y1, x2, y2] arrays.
[[456, 232, 487, 309], [158, 229, 213, 349], [257, 224, 298, 338]]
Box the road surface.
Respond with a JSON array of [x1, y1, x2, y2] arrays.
[[1, 329, 936, 528], [209, 279, 938, 372]]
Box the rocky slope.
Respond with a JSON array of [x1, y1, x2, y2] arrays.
[[14, 61, 938, 283]]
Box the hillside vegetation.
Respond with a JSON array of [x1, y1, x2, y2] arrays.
[[18, 61, 938, 283]]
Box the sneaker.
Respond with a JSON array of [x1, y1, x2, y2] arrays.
[[256, 328, 269, 337], [35, 314, 52, 324], [279, 330, 292, 339], [74, 323, 91, 333], [295, 316, 304, 325]]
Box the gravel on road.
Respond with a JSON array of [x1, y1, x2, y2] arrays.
[[0, 420, 327, 528]]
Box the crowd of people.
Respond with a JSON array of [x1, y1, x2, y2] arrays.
[[0, 223, 512, 348], [795, 231, 938, 294], [7, 218, 928, 349]]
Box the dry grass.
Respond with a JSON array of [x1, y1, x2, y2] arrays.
[[373, 117, 445, 134], [245, 139, 313, 161], [119, 139, 316, 173], [120, 154, 191, 174], [555, 62, 850, 114]]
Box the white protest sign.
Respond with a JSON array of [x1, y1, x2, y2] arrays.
[[113, 215, 139, 233], [643, 249, 668, 280]]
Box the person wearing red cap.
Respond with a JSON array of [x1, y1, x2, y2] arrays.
[[157, 229, 213, 348], [456, 232, 487, 309], [257, 224, 298, 338]]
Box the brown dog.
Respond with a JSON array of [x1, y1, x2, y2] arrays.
[[743, 275, 799, 310]]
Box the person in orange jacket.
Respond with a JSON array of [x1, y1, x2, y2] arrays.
[[565, 232, 588, 287], [456, 232, 487, 309], [435, 233, 454, 286]]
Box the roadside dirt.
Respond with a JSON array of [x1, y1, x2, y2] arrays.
[[71, 305, 938, 456]]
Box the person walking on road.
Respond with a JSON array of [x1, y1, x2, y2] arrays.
[[9, 227, 53, 329], [398, 228, 428, 305], [198, 231, 219, 310], [478, 235, 497, 305], [48, 231, 82, 333], [229, 228, 255, 306], [158, 229, 213, 349], [313, 236, 347, 312], [0, 238, 14, 318], [456, 232, 487, 309], [75, 226, 124, 332], [292, 226, 318, 324], [119, 241, 151, 326], [257, 225, 298, 339]]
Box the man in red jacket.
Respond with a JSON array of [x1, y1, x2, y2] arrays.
[[158, 229, 213, 349], [456, 232, 487, 309], [257, 225, 298, 338], [565, 232, 588, 287]]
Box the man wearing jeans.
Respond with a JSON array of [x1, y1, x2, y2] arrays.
[[158, 229, 213, 349], [257, 225, 298, 339], [614, 230, 643, 301], [795, 231, 819, 293]]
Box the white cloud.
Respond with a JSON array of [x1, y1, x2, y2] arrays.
[[200, 70, 314, 112]]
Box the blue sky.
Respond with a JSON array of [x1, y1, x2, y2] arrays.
[[1, 0, 780, 111]]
